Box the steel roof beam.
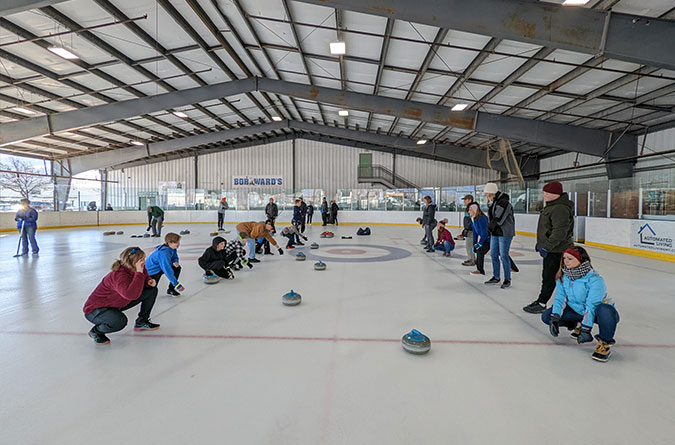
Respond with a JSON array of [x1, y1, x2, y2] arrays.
[[0, 0, 67, 17], [294, 0, 675, 71], [1, 77, 635, 168]]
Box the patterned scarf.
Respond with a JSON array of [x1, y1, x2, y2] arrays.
[[562, 261, 593, 281]]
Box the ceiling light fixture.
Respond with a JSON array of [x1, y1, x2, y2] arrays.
[[272, 116, 283, 122], [48, 46, 79, 59], [173, 111, 188, 118], [562, 0, 590, 5], [338, 110, 349, 117], [329, 41, 346, 55], [12, 107, 37, 115], [131, 141, 144, 146], [417, 139, 428, 145], [451, 103, 468, 111]]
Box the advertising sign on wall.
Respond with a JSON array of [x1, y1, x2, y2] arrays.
[[232, 175, 283, 187], [631, 221, 675, 254]]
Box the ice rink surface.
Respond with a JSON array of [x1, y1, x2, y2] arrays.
[[1, 224, 674, 444]]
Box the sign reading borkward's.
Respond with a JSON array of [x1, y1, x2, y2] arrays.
[[631, 221, 675, 255], [232, 175, 283, 187]]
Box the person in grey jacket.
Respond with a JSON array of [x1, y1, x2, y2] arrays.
[[421, 195, 437, 252], [217, 197, 229, 231], [484, 183, 515, 289], [265, 198, 279, 233]]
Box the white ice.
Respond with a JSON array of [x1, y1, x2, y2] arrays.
[[1, 224, 674, 444]]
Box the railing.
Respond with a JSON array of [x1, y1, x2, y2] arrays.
[[357, 165, 419, 189]]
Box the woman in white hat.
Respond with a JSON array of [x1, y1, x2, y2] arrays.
[[484, 183, 516, 289]]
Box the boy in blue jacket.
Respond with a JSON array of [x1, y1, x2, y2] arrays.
[[146, 232, 184, 297], [15, 198, 39, 256]]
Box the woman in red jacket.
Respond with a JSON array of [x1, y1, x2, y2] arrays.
[[433, 221, 456, 257], [83, 247, 160, 345]]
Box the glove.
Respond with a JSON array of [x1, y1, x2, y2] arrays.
[[539, 247, 549, 258], [577, 325, 593, 344], [244, 261, 253, 269], [472, 243, 481, 253], [278, 248, 284, 255], [549, 313, 561, 337]]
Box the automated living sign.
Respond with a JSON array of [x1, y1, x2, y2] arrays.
[[232, 175, 283, 187], [631, 222, 675, 254]]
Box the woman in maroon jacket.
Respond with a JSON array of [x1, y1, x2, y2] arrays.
[[433, 221, 456, 257], [83, 247, 160, 345]]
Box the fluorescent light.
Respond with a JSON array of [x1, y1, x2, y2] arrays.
[[272, 116, 283, 122], [451, 103, 468, 111], [417, 139, 428, 145], [329, 41, 346, 55], [338, 110, 349, 117], [48, 46, 79, 59], [173, 111, 188, 118], [131, 141, 144, 146], [12, 107, 37, 115], [562, 0, 589, 5]]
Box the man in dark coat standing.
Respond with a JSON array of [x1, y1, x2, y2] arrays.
[[523, 181, 575, 314]]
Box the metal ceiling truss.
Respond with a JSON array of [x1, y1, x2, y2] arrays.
[[0, 77, 634, 176], [293, 0, 675, 71], [0, 0, 67, 17], [76, 119, 526, 175]]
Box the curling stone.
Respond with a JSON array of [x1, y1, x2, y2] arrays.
[[401, 329, 431, 355], [282, 289, 301, 306], [314, 261, 326, 271], [209, 231, 218, 236], [341, 236, 352, 239], [320, 233, 327, 238], [103, 231, 115, 236], [202, 272, 220, 284], [116, 231, 124, 235], [310, 242, 319, 249], [296, 252, 306, 261], [131, 234, 138, 238], [420, 240, 427, 245], [326, 232, 334, 238], [179, 230, 189, 235], [143, 233, 151, 238]]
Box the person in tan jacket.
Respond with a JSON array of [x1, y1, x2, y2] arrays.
[[235, 220, 283, 262]]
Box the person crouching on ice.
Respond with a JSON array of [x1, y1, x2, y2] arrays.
[[198, 236, 235, 279], [541, 246, 620, 362], [145, 232, 184, 297], [83, 247, 159, 345], [433, 221, 455, 257], [280, 221, 307, 249], [226, 232, 253, 271]]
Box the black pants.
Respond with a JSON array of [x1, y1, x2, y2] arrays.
[[475, 242, 491, 275], [200, 252, 237, 276], [537, 252, 563, 304], [307, 214, 313, 224], [321, 213, 327, 226], [217, 213, 224, 229], [331, 213, 338, 225], [300, 217, 306, 233], [150, 265, 181, 291], [85, 286, 158, 333]]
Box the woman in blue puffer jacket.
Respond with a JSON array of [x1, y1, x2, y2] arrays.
[[541, 246, 619, 362]]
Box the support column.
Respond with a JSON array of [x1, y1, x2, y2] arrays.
[[52, 160, 72, 211]]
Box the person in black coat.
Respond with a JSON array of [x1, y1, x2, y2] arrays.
[[421, 195, 437, 252], [198, 236, 235, 279], [330, 200, 339, 225]]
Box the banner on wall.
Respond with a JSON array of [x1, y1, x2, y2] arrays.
[[630, 221, 675, 254], [232, 175, 283, 187]]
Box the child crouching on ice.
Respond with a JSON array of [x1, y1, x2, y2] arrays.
[[145, 232, 184, 297], [198, 236, 235, 279]]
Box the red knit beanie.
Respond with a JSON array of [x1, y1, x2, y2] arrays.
[[543, 181, 563, 195], [564, 248, 582, 263]]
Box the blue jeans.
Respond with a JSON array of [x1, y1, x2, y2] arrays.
[[237, 230, 257, 259], [542, 304, 620, 343], [20, 225, 39, 254], [490, 236, 512, 281], [433, 241, 455, 254]]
